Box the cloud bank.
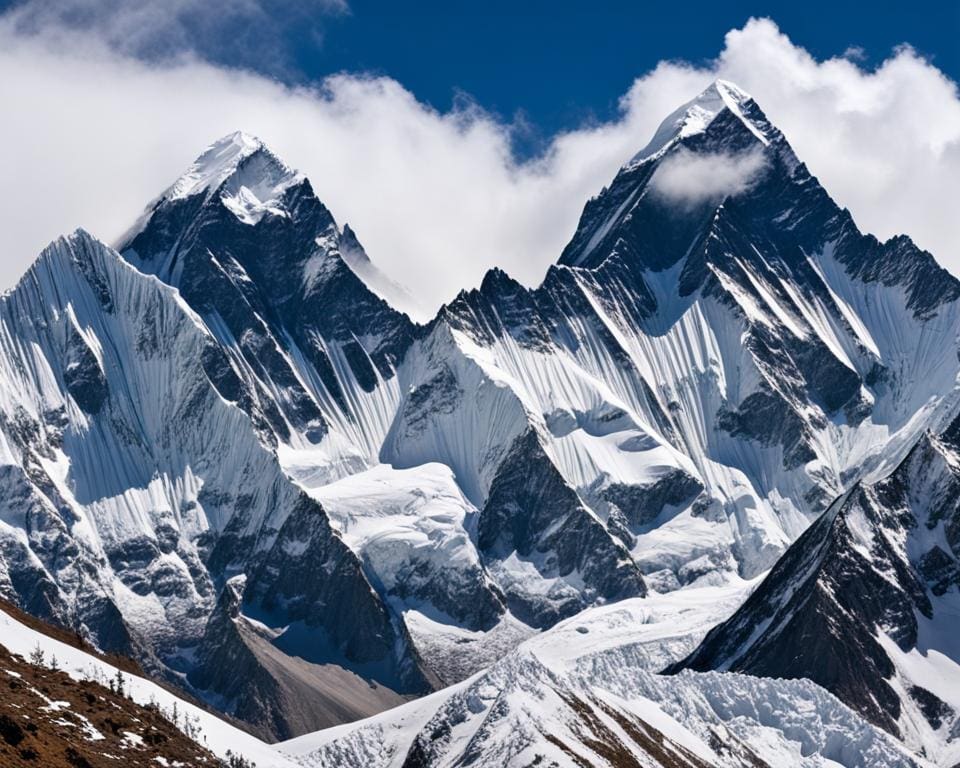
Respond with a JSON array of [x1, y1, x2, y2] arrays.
[[0, 13, 958, 318]]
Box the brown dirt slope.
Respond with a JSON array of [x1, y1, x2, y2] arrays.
[[0, 640, 220, 768]]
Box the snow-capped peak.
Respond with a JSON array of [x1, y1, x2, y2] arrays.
[[164, 130, 304, 224], [629, 78, 768, 165], [168, 130, 264, 200], [22, 227, 110, 287]]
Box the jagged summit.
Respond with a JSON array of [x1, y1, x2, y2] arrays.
[[629, 79, 769, 165], [166, 130, 259, 200], [165, 131, 305, 228], [122, 132, 413, 316], [18, 228, 141, 302], [30, 226, 98, 266], [559, 80, 801, 271], [118, 127, 419, 477], [165, 130, 301, 203]]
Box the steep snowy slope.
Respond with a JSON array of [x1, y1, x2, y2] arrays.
[[384, 78, 960, 604], [0, 230, 429, 740], [673, 413, 960, 765], [382, 318, 650, 627], [121, 131, 416, 484], [281, 585, 922, 768]]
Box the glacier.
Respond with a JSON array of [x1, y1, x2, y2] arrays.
[[281, 585, 921, 767]]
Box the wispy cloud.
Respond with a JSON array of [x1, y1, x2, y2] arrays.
[[4, 0, 348, 73], [0, 14, 958, 318], [650, 147, 768, 206]]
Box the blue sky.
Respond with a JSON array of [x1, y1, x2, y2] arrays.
[[1, 2, 959, 313], [4, 0, 958, 152], [305, 1, 960, 152]]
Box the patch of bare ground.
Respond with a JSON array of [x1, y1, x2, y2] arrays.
[[0, 639, 220, 768]]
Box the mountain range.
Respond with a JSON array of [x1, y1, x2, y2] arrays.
[[2, 79, 960, 766]]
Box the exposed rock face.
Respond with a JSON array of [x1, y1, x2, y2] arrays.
[[190, 575, 408, 741], [63, 322, 108, 415], [600, 470, 704, 531], [672, 419, 960, 752], [0, 231, 426, 740], [478, 430, 647, 627]]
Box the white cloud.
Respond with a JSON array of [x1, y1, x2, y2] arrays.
[[650, 147, 768, 206], [712, 21, 960, 274], [0, 14, 958, 319], [4, 0, 348, 71]]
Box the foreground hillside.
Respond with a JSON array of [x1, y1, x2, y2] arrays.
[[0, 638, 217, 768], [0, 601, 294, 767]]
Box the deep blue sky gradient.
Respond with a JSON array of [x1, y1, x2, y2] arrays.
[[5, 0, 958, 152], [307, 1, 959, 145]]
